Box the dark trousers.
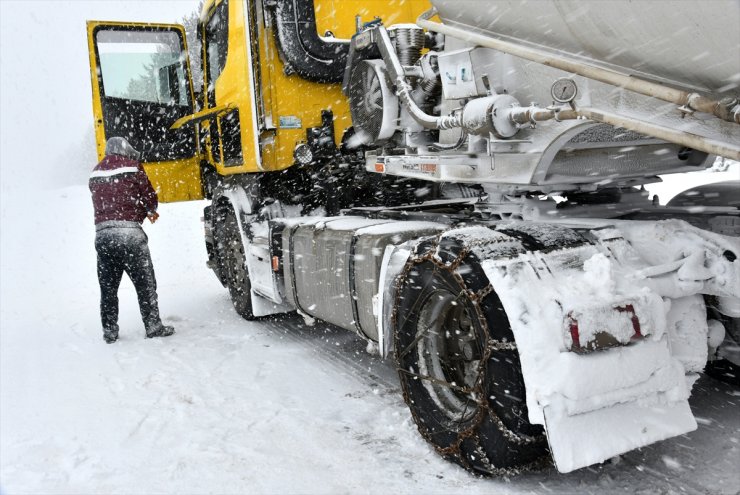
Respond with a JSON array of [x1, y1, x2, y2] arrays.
[[95, 226, 162, 334]]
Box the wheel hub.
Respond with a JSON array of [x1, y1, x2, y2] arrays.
[[416, 290, 484, 423]]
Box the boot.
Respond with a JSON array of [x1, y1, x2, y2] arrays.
[[146, 325, 175, 339], [103, 325, 119, 344]]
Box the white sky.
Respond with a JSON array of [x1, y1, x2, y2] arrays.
[[0, 0, 199, 191]]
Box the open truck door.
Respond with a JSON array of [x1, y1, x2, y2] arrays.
[[87, 21, 203, 203]]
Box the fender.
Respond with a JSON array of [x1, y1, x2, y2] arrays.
[[219, 187, 294, 317]]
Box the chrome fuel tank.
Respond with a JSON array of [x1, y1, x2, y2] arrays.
[[283, 218, 445, 341]]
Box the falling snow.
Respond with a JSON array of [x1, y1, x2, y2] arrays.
[[1, 0, 739, 493]]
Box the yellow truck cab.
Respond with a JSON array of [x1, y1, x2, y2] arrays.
[[87, 0, 428, 203]]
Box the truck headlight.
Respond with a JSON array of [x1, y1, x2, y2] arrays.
[[294, 143, 313, 165]]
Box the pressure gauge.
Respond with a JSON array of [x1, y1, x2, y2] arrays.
[[551, 78, 578, 103]]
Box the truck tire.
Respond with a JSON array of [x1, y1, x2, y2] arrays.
[[394, 237, 547, 475], [216, 206, 255, 320], [704, 313, 740, 386]]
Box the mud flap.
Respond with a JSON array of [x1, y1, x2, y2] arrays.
[[543, 397, 696, 473], [481, 242, 702, 473]]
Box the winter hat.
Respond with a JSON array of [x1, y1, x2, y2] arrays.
[[105, 136, 141, 161]]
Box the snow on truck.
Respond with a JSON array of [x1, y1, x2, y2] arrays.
[[86, 0, 740, 475]]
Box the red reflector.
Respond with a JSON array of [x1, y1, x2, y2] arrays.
[[272, 256, 280, 272], [567, 304, 645, 354], [616, 304, 642, 340], [568, 313, 581, 352], [374, 163, 385, 173]]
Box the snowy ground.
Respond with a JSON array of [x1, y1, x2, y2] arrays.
[[1, 178, 739, 494]]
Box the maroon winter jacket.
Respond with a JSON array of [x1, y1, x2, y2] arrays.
[[89, 154, 158, 225]]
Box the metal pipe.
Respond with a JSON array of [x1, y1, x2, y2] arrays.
[[575, 108, 740, 160], [507, 106, 579, 125], [417, 8, 740, 125], [506, 105, 740, 159], [396, 79, 462, 130], [375, 27, 405, 81]]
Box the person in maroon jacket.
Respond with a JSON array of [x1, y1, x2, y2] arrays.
[[90, 137, 174, 343]]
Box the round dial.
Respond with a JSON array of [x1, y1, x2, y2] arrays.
[[551, 78, 578, 103]]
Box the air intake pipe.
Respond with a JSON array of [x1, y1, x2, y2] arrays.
[[271, 0, 350, 83]]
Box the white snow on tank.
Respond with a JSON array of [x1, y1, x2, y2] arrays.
[[431, 0, 740, 95]]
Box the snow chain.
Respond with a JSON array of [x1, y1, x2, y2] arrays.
[[392, 233, 548, 475]]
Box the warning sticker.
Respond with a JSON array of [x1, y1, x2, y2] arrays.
[[279, 116, 302, 129], [401, 162, 437, 175]]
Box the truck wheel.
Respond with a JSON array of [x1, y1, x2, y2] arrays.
[[394, 238, 547, 475], [216, 206, 254, 320], [704, 314, 740, 386]]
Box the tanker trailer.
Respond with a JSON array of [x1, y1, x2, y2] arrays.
[[86, 0, 740, 475], [334, 0, 740, 474]]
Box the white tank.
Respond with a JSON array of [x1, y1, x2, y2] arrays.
[[431, 0, 740, 97]]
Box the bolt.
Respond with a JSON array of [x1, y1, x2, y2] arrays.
[[462, 342, 474, 360]]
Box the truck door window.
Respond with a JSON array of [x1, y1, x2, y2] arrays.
[[205, 0, 229, 97], [93, 27, 195, 162], [97, 30, 189, 107]]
